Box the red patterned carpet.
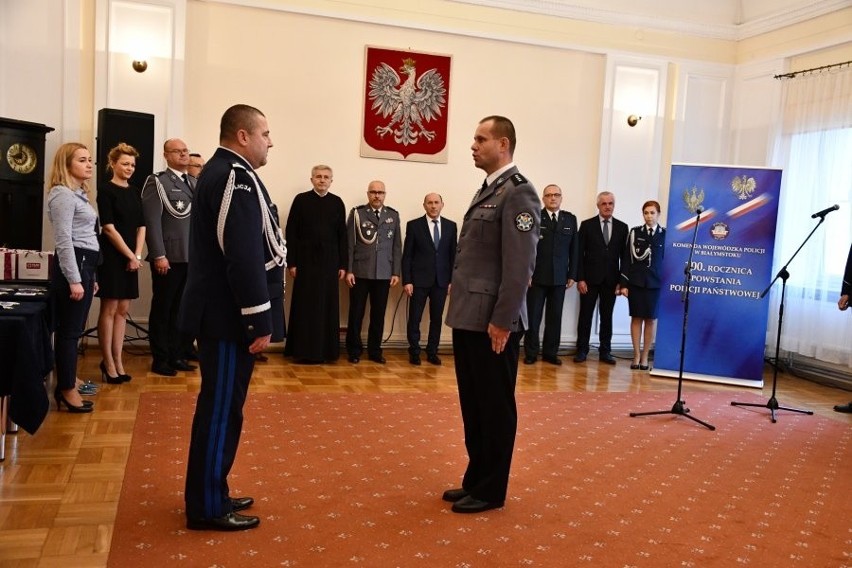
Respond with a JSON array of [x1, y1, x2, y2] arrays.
[[108, 392, 851, 567]]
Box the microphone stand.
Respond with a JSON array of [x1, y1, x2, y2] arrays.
[[630, 208, 715, 430], [729, 217, 823, 423]]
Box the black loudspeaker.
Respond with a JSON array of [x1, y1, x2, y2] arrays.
[[96, 108, 155, 190]]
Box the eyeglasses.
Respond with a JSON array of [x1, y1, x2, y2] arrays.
[[166, 149, 189, 155], [368, 191, 386, 195], [544, 193, 561, 198]]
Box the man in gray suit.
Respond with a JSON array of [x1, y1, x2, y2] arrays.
[[142, 138, 197, 376], [443, 115, 540, 514], [345, 180, 402, 364]]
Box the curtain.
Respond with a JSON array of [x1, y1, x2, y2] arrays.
[[770, 65, 852, 367]]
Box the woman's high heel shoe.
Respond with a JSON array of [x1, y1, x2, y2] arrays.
[[100, 361, 123, 384], [54, 390, 93, 413]]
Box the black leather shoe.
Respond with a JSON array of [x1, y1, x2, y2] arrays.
[[348, 355, 360, 364], [186, 512, 260, 531], [151, 362, 177, 376], [369, 355, 386, 364], [542, 356, 562, 366], [426, 354, 442, 366], [600, 354, 616, 365], [523, 356, 536, 365], [409, 355, 421, 365], [442, 488, 469, 502], [170, 359, 198, 372], [451, 495, 504, 514], [185, 351, 200, 362], [573, 353, 587, 363], [231, 496, 254, 512], [834, 402, 852, 413]]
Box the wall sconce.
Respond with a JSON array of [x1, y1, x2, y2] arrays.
[[627, 115, 642, 127], [132, 60, 148, 73]]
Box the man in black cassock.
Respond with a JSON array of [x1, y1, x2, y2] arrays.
[[283, 165, 347, 362]]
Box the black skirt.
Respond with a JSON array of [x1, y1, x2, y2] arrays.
[[627, 285, 661, 319]]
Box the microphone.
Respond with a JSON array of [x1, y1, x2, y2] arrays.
[[695, 206, 704, 214], [811, 204, 839, 219]]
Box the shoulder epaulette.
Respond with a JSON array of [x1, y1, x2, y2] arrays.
[[511, 173, 528, 185], [385, 205, 397, 212], [231, 162, 247, 170], [355, 204, 367, 210]]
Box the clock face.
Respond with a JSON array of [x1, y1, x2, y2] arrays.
[[7, 142, 38, 175]]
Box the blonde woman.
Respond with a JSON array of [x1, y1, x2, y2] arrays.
[[47, 143, 100, 413], [96, 143, 145, 383]]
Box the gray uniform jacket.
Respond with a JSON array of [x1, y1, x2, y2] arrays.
[[446, 167, 540, 333], [141, 169, 195, 263], [346, 205, 402, 280]]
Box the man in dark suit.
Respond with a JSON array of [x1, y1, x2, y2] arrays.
[[444, 115, 540, 514], [402, 193, 457, 366], [141, 138, 197, 376], [573, 190, 628, 365], [835, 242, 851, 413], [524, 184, 578, 366], [179, 104, 286, 531], [345, 180, 402, 364]]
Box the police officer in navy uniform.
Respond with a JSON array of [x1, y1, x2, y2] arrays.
[[345, 180, 402, 364], [141, 138, 197, 376], [443, 115, 540, 514], [179, 104, 286, 531]]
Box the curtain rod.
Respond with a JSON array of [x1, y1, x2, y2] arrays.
[[774, 60, 851, 80]]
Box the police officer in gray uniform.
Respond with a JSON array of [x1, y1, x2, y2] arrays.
[[443, 115, 540, 514], [345, 180, 402, 364], [141, 138, 197, 376]]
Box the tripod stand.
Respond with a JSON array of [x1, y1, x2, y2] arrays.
[[630, 208, 715, 431], [729, 218, 822, 423]]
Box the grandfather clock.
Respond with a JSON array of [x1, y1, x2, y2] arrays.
[[0, 118, 55, 250]]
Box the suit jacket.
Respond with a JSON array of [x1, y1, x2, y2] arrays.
[[141, 168, 195, 263], [402, 216, 457, 289], [843, 242, 852, 297], [532, 208, 578, 286], [446, 167, 540, 332], [347, 205, 402, 280], [576, 214, 628, 286], [621, 225, 666, 289], [178, 147, 284, 341]]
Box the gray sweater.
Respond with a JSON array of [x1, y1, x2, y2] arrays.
[[47, 185, 99, 284]]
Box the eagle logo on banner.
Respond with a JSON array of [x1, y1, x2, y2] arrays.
[[369, 58, 447, 146], [731, 175, 757, 200], [682, 185, 705, 213]]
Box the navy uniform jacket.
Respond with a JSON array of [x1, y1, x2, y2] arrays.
[[621, 225, 666, 289], [402, 216, 457, 289], [843, 243, 852, 297], [576, 215, 628, 286], [347, 205, 402, 280], [532, 209, 578, 286], [179, 147, 285, 342], [446, 167, 540, 332], [141, 168, 194, 262]]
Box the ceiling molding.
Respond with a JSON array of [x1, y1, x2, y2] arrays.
[[450, 0, 851, 41]]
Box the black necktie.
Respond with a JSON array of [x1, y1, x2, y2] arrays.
[[374, 209, 380, 221], [432, 219, 440, 248], [181, 173, 188, 185], [551, 213, 557, 225]]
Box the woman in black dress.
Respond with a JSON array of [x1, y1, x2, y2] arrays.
[[96, 143, 146, 383], [620, 200, 666, 370]]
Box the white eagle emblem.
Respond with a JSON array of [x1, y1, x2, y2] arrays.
[[368, 58, 447, 146], [731, 175, 756, 200], [515, 212, 534, 232], [682, 186, 705, 213]]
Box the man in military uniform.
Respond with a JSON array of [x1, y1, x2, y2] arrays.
[[345, 180, 402, 364], [524, 184, 578, 366], [443, 115, 540, 514], [179, 104, 286, 531], [141, 138, 197, 376]]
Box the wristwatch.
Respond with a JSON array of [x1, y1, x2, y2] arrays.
[[135, 254, 142, 260]]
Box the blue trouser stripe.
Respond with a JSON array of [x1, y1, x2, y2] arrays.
[[203, 340, 237, 516]]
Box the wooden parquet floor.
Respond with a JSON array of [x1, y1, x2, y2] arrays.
[[0, 346, 849, 567]]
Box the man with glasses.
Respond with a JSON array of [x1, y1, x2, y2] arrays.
[[524, 184, 578, 366], [142, 138, 197, 376], [344, 180, 401, 364]]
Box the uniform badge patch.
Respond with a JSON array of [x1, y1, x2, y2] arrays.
[[235, 183, 252, 192], [515, 212, 534, 232]]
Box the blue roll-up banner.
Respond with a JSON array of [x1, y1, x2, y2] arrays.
[[653, 164, 782, 387]]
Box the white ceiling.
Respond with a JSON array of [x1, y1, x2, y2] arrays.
[[451, 0, 852, 39]]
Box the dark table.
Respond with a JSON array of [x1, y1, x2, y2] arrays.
[[0, 299, 53, 452]]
